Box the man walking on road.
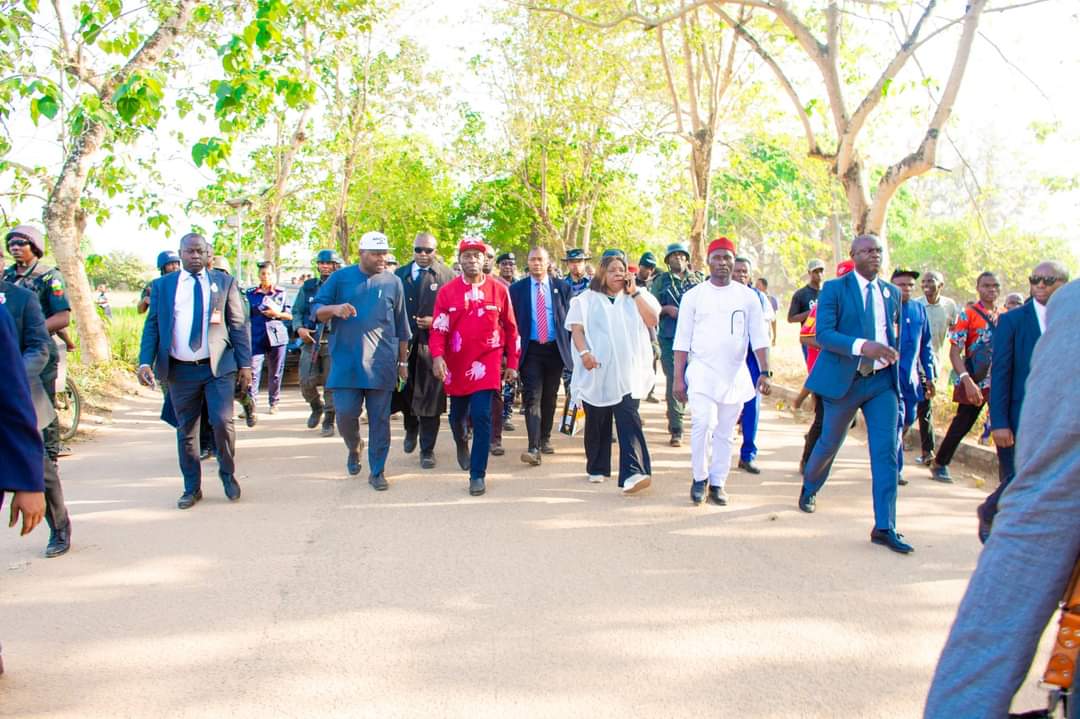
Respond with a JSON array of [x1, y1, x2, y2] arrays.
[[788, 259, 824, 326], [798, 234, 911, 554], [651, 242, 703, 447], [510, 247, 573, 466], [395, 232, 455, 469], [980, 261, 1068, 541], [929, 272, 1000, 483], [891, 269, 935, 486], [313, 232, 411, 490], [732, 255, 775, 475], [292, 249, 342, 437], [673, 238, 772, 507], [430, 237, 520, 497], [137, 233, 252, 510], [913, 271, 960, 465]]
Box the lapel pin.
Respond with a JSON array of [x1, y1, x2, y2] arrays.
[[882, 288, 890, 299]]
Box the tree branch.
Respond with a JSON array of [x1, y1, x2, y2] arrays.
[[522, 0, 721, 30]]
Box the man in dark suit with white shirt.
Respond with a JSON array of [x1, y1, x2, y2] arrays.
[[980, 260, 1069, 541], [798, 234, 910, 554], [510, 247, 574, 466], [137, 233, 252, 509]]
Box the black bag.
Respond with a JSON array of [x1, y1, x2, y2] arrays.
[[559, 395, 585, 436], [963, 305, 996, 384]]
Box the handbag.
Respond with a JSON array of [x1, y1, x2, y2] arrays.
[[559, 395, 586, 436]]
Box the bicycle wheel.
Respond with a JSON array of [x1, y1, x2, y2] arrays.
[[56, 377, 81, 441]]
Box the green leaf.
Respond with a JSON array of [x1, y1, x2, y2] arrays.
[[192, 142, 209, 167], [881, 78, 892, 98], [116, 96, 140, 123]]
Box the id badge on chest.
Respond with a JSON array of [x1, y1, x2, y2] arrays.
[[210, 308, 223, 325]]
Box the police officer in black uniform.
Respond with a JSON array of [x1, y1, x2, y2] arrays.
[[138, 250, 181, 314], [3, 225, 73, 558], [292, 249, 342, 437]]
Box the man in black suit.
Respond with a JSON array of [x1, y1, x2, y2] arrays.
[[137, 233, 252, 509], [395, 232, 456, 468], [980, 260, 1069, 541], [510, 247, 574, 466]]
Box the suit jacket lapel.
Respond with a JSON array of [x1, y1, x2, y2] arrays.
[[163, 271, 179, 340]]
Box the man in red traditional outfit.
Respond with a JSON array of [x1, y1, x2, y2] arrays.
[[430, 237, 521, 496]]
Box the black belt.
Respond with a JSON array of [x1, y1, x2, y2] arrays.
[[529, 339, 556, 346], [171, 357, 210, 366], [855, 366, 884, 378]]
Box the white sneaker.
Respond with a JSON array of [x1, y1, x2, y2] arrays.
[[622, 474, 652, 494], [588, 474, 605, 483]]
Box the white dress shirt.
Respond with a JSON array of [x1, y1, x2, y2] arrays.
[[170, 269, 212, 361], [850, 272, 889, 370], [1034, 298, 1047, 333]]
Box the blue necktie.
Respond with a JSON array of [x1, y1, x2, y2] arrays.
[[189, 273, 204, 352], [858, 281, 876, 376]]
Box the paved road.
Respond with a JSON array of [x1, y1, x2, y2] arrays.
[[0, 388, 1044, 717]]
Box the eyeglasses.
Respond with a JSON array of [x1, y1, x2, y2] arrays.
[[6, 238, 29, 248], [1029, 275, 1061, 286], [413, 247, 435, 254]]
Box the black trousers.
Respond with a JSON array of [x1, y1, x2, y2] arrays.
[[800, 392, 826, 470], [521, 341, 564, 450], [40, 364, 70, 532], [583, 394, 651, 486], [916, 397, 935, 456], [403, 409, 441, 453], [935, 401, 984, 467], [168, 362, 237, 494]]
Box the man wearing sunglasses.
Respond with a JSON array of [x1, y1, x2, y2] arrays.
[[395, 232, 455, 468], [3, 225, 73, 558], [978, 262, 1069, 542]]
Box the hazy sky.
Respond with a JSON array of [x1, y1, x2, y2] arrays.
[[4, 0, 1078, 267]]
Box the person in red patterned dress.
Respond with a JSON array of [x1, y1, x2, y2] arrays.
[[430, 237, 521, 496]]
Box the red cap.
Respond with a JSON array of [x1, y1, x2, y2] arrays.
[[707, 236, 736, 257], [836, 259, 855, 277], [628, 264, 638, 274], [458, 237, 487, 255]]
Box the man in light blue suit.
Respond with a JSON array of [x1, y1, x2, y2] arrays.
[[798, 234, 912, 554]]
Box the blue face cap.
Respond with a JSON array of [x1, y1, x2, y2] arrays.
[[601, 248, 627, 261], [315, 249, 343, 265], [157, 250, 180, 272]]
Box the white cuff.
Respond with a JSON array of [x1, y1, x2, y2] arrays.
[[851, 339, 866, 357]]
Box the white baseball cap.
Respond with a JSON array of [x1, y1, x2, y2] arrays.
[[359, 231, 390, 251]]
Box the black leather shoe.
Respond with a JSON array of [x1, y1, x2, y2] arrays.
[[469, 476, 486, 496], [221, 474, 241, 501], [520, 450, 541, 466], [738, 459, 761, 475], [690, 480, 706, 505], [870, 528, 914, 554], [708, 486, 729, 506], [798, 489, 816, 513], [243, 403, 257, 428], [369, 472, 388, 491], [403, 432, 418, 454], [307, 404, 323, 429], [540, 440, 555, 455], [420, 452, 436, 469], [490, 443, 505, 457], [177, 490, 203, 510], [669, 434, 682, 447], [455, 437, 470, 471], [45, 524, 71, 558], [898, 474, 909, 486], [976, 504, 993, 544], [347, 451, 362, 476]]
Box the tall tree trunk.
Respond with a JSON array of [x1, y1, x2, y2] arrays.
[[262, 113, 308, 262], [43, 0, 196, 365], [688, 130, 713, 270]]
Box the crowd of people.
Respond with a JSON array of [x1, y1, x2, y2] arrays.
[[2, 221, 1075, 701]]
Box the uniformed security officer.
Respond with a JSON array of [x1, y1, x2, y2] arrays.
[[292, 248, 342, 436], [312, 232, 411, 489], [562, 248, 591, 297], [3, 225, 73, 557], [650, 241, 704, 447], [138, 250, 181, 314]]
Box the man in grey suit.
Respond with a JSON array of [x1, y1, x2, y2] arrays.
[[924, 279, 1080, 718], [137, 233, 252, 509]]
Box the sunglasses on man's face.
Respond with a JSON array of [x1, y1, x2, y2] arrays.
[[7, 238, 29, 248], [413, 247, 435, 254], [1030, 275, 1061, 286]]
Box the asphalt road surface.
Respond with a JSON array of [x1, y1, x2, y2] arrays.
[[0, 389, 1048, 717]]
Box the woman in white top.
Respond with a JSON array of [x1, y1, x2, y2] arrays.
[[565, 254, 661, 493]]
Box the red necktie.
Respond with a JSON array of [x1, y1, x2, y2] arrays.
[[536, 282, 549, 344]]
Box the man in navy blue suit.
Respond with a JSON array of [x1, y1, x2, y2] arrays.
[[510, 247, 574, 466], [891, 269, 935, 486], [798, 234, 911, 554], [137, 233, 252, 510], [980, 261, 1069, 541]]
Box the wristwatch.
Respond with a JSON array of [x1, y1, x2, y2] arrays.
[[398, 362, 408, 367], [760, 370, 774, 378]]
